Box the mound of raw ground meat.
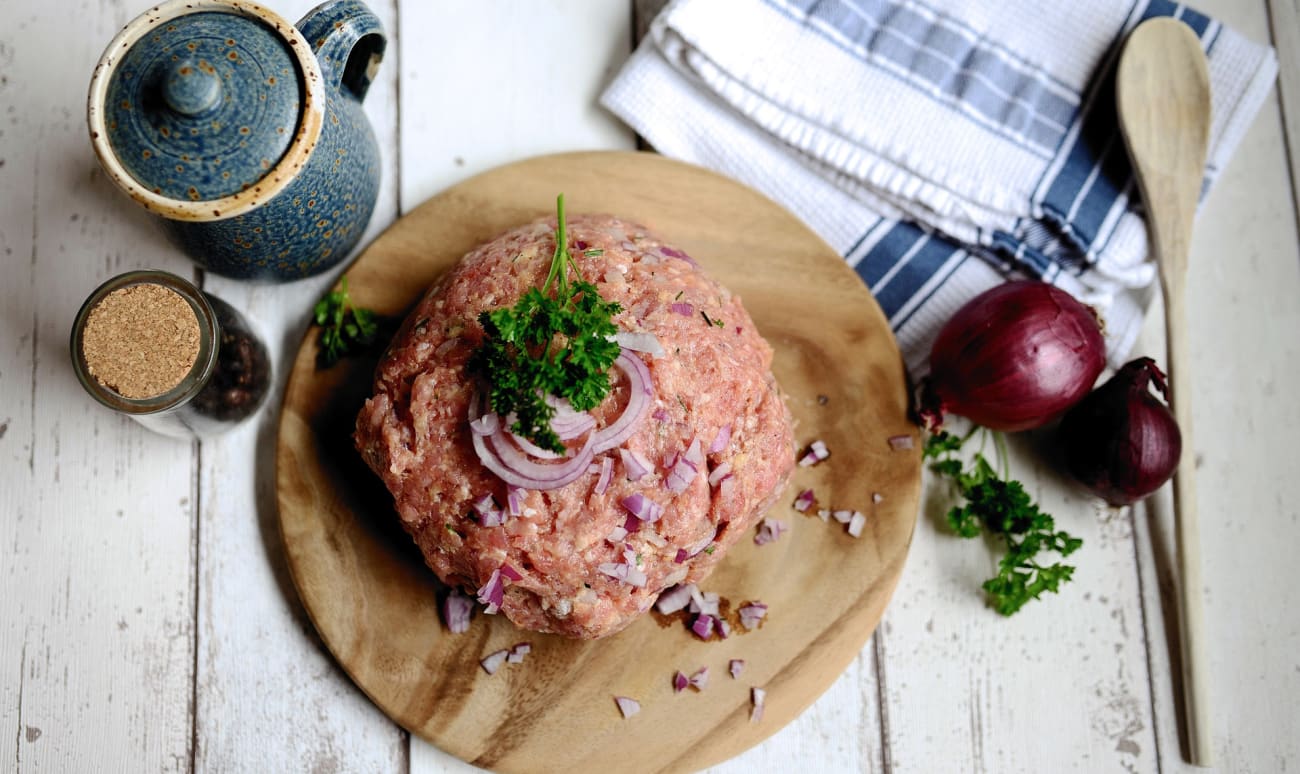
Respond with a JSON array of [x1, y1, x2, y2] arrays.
[[355, 214, 795, 639]]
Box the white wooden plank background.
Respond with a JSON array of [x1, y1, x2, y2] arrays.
[[1, 0, 1297, 772]]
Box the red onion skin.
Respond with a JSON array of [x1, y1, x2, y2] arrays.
[[922, 281, 1106, 432], [1059, 357, 1181, 506]]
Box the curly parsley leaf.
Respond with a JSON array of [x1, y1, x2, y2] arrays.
[[313, 275, 379, 367], [468, 195, 622, 454], [926, 429, 1082, 616]]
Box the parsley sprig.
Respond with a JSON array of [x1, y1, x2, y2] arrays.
[[468, 195, 622, 454], [313, 275, 378, 367], [925, 428, 1083, 616]]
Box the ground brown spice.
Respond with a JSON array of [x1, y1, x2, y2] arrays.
[[81, 283, 200, 399]]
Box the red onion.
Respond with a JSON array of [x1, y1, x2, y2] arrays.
[[832, 510, 853, 524], [480, 649, 509, 675], [469, 413, 499, 435], [673, 671, 689, 693], [738, 602, 767, 630], [670, 302, 694, 316], [476, 568, 505, 614], [614, 696, 641, 718], [1058, 357, 1181, 506], [664, 455, 698, 494], [729, 659, 745, 679], [793, 489, 815, 512], [689, 667, 709, 690], [708, 424, 732, 453], [506, 642, 531, 663], [499, 564, 523, 582], [591, 351, 653, 453], [921, 281, 1106, 432], [707, 462, 733, 487], [847, 511, 867, 538], [798, 440, 829, 467], [618, 447, 652, 481], [619, 493, 664, 523], [442, 589, 474, 633], [660, 245, 699, 266], [594, 456, 614, 495], [655, 583, 694, 614], [750, 688, 766, 722], [817, 509, 831, 522], [506, 487, 525, 517], [753, 517, 787, 545], [688, 588, 720, 617], [508, 430, 566, 460], [673, 548, 688, 564], [691, 614, 715, 639], [887, 434, 914, 451], [652, 408, 670, 422], [614, 331, 665, 358], [716, 618, 731, 639]]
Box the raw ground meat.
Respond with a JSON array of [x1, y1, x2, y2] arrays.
[[355, 213, 795, 639]]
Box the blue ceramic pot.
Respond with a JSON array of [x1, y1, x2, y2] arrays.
[[88, 0, 385, 281]]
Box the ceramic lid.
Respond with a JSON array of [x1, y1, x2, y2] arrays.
[[88, 0, 325, 221]]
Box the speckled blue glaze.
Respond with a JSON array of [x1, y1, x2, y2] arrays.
[[98, 1, 386, 281]]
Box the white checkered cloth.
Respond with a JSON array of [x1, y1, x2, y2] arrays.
[[602, 0, 1277, 374]]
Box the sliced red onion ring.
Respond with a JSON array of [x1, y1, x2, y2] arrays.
[[708, 424, 732, 453], [847, 511, 867, 538], [673, 671, 689, 693], [509, 430, 566, 460], [614, 331, 665, 358], [888, 434, 914, 450], [469, 413, 499, 436], [594, 457, 614, 495], [750, 688, 766, 722], [619, 448, 652, 481], [793, 489, 815, 512], [708, 462, 733, 488], [471, 395, 596, 489], [729, 659, 745, 679], [799, 439, 830, 467], [738, 602, 768, 630], [614, 696, 641, 718], [591, 351, 654, 454], [442, 589, 474, 634], [481, 649, 509, 675], [655, 583, 694, 614], [670, 302, 694, 316], [620, 493, 664, 523], [689, 667, 709, 690]]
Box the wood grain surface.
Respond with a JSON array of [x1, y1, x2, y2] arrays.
[[276, 151, 920, 773]]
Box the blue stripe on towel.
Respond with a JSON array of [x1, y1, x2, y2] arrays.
[[853, 222, 964, 320], [769, 0, 1081, 155]]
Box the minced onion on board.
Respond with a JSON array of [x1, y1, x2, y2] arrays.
[[751, 688, 766, 722], [480, 649, 509, 675], [615, 696, 641, 718], [729, 659, 745, 679]]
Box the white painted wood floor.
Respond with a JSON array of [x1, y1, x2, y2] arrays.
[[2, 1, 1298, 771]]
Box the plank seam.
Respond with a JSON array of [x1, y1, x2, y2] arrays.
[[28, 148, 39, 475], [1264, 0, 1300, 240], [873, 630, 893, 773], [188, 440, 202, 774], [1131, 503, 1165, 774], [14, 642, 25, 772]]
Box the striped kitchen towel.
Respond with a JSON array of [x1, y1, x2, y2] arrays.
[[601, 0, 1277, 375]]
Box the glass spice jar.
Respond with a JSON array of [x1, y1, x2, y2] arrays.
[[70, 270, 271, 439]]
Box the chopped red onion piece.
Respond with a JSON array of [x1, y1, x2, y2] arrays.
[[872, 492, 884, 504], [689, 667, 709, 690], [469, 413, 499, 436], [729, 659, 745, 679], [476, 569, 505, 614], [716, 618, 731, 639], [499, 564, 523, 582], [673, 671, 689, 693], [673, 548, 689, 564], [506, 642, 531, 663], [735, 326, 742, 335], [832, 509, 854, 524], [615, 696, 641, 718], [506, 487, 525, 517], [598, 557, 647, 588], [720, 476, 735, 499], [670, 302, 694, 316], [754, 517, 788, 546], [690, 614, 715, 640], [607, 526, 629, 543], [655, 583, 695, 614], [619, 492, 664, 523], [591, 351, 654, 454], [798, 439, 830, 467], [652, 408, 670, 422], [613, 331, 665, 358], [659, 245, 698, 266], [683, 437, 705, 467], [888, 434, 914, 450], [847, 511, 867, 538], [793, 489, 815, 512], [624, 564, 648, 587], [817, 509, 831, 522], [707, 462, 733, 487], [594, 456, 614, 495], [642, 530, 668, 547], [480, 649, 509, 675], [708, 424, 732, 453], [688, 588, 720, 617], [750, 687, 766, 722], [442, 589, 474, 634], [662, 450, 678, 469], [472, 494, 497, 519], [618, 448, 652, 481], [664, 455, 698, 494], [738, 602, 768, 630]]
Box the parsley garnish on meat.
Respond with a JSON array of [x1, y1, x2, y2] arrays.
[[313, 275, 378, 367], [468, 195, 622, 454], [925, 428, 1083, 616]]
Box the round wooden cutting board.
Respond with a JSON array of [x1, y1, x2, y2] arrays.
[[276, 151, 920, 773]]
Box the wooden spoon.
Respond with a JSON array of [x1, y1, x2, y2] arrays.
[[1116, 17, 1213, 768]]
